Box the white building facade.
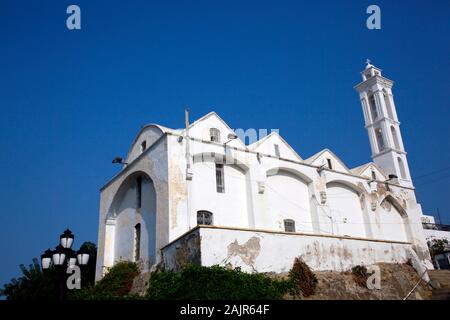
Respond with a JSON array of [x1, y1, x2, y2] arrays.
[[95, 63, 433, 280]]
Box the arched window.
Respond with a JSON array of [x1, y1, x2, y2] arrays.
[[197, 210, 213, 225], [397, 157, 407, 179], [391, 126, 400, 150], [284, 219, 296, 232], [368, 94, 378, 121], [375, 127, 385, 152], [383, 91, 394, 119], [210, 128, 221, 143], [134, 223, 141, 261]]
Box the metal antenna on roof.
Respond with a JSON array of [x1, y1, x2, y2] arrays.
[[185, 107, 192, 180], [184, 107, 192, 230]]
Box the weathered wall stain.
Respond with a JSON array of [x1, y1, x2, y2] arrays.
[[168, 159, 187, 230], [227, 237, 261, 266], [381, 198, 392, 211], [161, 231, 202, 271], [173, 232, 201, 270]]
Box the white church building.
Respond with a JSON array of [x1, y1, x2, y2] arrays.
[[95, 63, 433, 280]]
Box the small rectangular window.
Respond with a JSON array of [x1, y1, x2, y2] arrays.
[[371, 170, 377, 180], [136, 177, 142, 208], [215, 163, 225, 193], [327, 158, 333, 170], [134, 223, 141, 261], [274, 144, 280, 157], [140, 141, 147, 153], [284, 219, 295, 233], [210, 128, 220, 143]]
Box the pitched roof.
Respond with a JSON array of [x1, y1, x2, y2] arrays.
[[183, 111, 232, 132], [304, 148, 350, 172], [248, 131, 302, 160], [350, 162, 387, 179]]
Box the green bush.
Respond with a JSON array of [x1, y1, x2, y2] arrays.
[[288, 258, 317, 297], [1, 242, 97, 300], [147, 265, 295, 300], [72, 261, 139, 300], [0, 258, 59, 300]]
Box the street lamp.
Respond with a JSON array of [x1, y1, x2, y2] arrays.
[[41, 249, 53, 270], [224, 133, 238, 145], [52, 245, 66, 266], [60, 229, 74, 249], [40, 229, 90, 300], [67, 249, 77, 267], [112, 156, 128, 165], [77, 248, 90, 266]]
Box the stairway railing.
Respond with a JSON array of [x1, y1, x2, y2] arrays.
[[403, 269, 429, 300]]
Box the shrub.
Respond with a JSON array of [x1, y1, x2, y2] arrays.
[[288, 258, 317, 297], [1, 241, 97, 300], [351, 265, 368, 288], [147, 265, 294, 300], [428, 239, 449, 258], [0, 258, 59, 300], [72, 261, 139, 300]]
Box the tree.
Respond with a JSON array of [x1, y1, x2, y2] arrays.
[[0, 242, 97, 300], [0, 258, 59, 300], [79, 241, 97, 286], [428, 238, 449, 259]]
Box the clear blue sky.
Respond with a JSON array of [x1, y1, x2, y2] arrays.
[[0, 0, 449, 286]]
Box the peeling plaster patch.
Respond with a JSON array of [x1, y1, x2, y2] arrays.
[[169, 159, 187, 229], [306, 241, 354, 269], [342, 246, 352, 260], [300, 241, 324, 269], [227, 237, 261, 266]]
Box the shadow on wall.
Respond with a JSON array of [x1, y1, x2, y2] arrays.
[[107, 171, 157, 271]]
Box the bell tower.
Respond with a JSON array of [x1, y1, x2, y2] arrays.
[[355, 60, 412, 187]]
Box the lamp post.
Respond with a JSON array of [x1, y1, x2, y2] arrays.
[[60, 229, 74, 249], [40, 229, 90, 300], [40, 249, 53, 270]]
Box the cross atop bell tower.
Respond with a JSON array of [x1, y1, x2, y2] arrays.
[[354, 60, 413, 187]]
